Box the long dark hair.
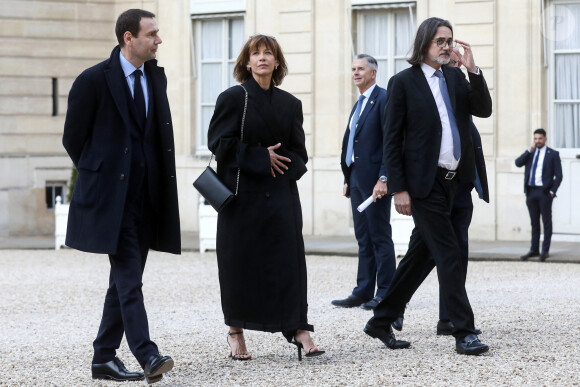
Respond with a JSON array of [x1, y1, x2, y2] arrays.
[[233, 34, 288, 86], [408, 17, 453, 66]]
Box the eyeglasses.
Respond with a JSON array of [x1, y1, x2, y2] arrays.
[[431, 38, 456, 48]]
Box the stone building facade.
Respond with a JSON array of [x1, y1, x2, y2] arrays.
[[1, 0, 578, 243]]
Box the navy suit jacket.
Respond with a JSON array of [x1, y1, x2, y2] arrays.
[[515, 146, 563, 195], [340, 85, 387, 194]]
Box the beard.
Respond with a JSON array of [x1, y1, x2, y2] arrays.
[[431, 53, 451, 65]]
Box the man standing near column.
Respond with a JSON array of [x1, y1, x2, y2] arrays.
[[363, 17, 492, 355], [516, 128, 562, 261], [333, 54, 396, 310], [63, 9, 180, 383]]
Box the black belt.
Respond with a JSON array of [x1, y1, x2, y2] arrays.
[[437, 167, 457, 180]]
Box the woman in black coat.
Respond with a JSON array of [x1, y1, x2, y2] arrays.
[[207, 35, 324, 361]]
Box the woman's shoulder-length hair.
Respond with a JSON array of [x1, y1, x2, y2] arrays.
[[233, 34, 288, 86]]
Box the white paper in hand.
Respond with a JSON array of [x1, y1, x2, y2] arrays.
[[357, 195, 374, 212]]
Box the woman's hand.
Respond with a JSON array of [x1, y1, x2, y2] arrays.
[[268, 143, 291, 177]]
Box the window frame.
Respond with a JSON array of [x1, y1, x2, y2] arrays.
[[192, 14, 245, 155], [547, 0, 580, 153], [45, 181, 67, 210], [354, 5, 415, 90]]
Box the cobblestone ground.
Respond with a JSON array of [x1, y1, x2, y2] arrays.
[[1, 250, 579, 386]]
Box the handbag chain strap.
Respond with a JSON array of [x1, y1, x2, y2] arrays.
[[235, 85, 248, 196], [208, 85, 248, 196]]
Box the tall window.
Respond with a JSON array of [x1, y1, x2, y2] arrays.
[[193, 16, 245, 153], [355, 6, 415, 88], [550, 2, 580, 148]]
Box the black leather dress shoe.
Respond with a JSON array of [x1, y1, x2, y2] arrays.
[[331, 294, 368, 308], [539, 251, 549, 262], [91, 357, 144, 381], [360, 296, 383, 310], [520, 250, 540, 261], [364, 322, 411, 349], [436, 320, 482, 336], [391, 316, 404, 331], [456, 334, 489, 355], [144, 354, 174, 384]]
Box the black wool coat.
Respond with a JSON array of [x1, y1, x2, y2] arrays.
[[207, 76, 313, 333], [62, 46, 181, 255]]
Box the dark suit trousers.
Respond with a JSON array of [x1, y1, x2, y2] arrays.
[[526, 186, 553, 253], [439, 199, 473, 321], [349, 173, 396, 299], [369, 174, 476, 339], [92, 193, 158, 368]]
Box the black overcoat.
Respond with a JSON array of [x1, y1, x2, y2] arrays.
[[62, 46, 180, 255], [207, 76, 313, 333]]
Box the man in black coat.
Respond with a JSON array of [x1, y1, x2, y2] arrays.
[[363, 17, 492, 356], [62, 9, 180, 384], [333, 54, 396, 310], [515, 128, 563, 261]]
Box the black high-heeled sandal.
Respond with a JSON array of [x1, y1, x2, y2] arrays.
[[290, 338, 325, 361], [227, 331, 251, 361]]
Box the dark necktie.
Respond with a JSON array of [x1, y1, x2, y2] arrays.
[[434, 70, 461, 160], [345, 94, 366, 167], [530, 149, 540, 186], [133, 69, 146, 128]]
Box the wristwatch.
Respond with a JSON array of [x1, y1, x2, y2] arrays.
[[379, 176, 387, 183]]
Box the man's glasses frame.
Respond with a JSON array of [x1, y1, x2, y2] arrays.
[[432, 38, 457, 48]]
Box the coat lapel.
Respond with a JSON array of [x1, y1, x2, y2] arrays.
[[411, 65, 440, 120], [354, 85, 379, 138], [104, 47, 133, 132], [245, 77, 282, 144]]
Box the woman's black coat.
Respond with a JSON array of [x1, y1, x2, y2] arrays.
[[207, 76, 312, 333]]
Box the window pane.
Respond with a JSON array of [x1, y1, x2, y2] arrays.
[[228, 62, 237, 87], [553, 103, 580, 148], [201, 106, 215, 147], [395, 59, 410, 74], [555, 54, 580, 100], [377, 15, 389, 56], [201, 63, 222, 103], [229, 18, 245, 60], [395, 11, 412, 56], [201, 20, 222, 59], [377, 59, 388, 89], [554, 4, 580, 50]]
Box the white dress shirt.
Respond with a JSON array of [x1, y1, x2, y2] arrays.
[[420, 63, 459, 171], [529, 146, 547, 186]]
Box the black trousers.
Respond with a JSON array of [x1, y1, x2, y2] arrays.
[[369, 173, 476, 339], [92, 195, 158, 368], [526, 186, 553, 253]]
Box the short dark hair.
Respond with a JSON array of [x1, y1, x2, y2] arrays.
[[233, 35, 288, 86], [408, 17, 453, 66], [534, 128, 547, 137], [354, 54, 378, 70], [115, 9, 156, 47]]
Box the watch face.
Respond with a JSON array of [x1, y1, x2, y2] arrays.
[[380, 176, 387, 182]]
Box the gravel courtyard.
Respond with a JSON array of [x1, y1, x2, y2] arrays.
[[1, 249, 579, 386]]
